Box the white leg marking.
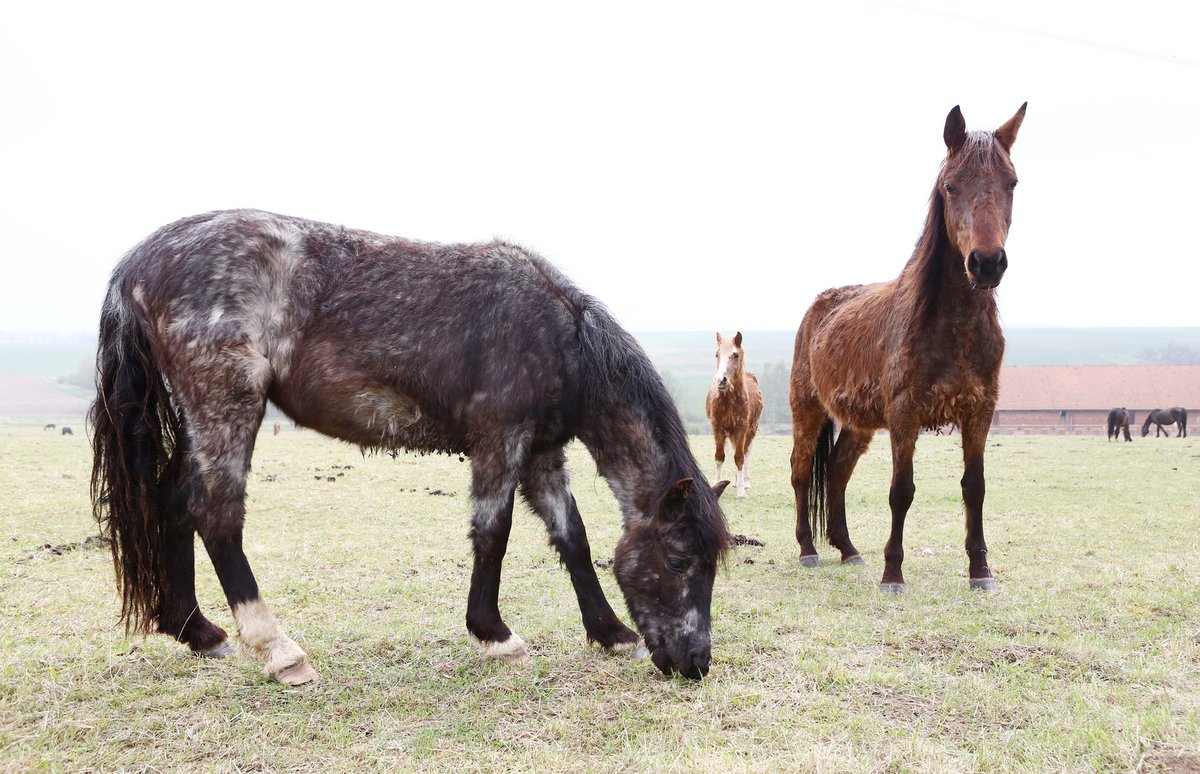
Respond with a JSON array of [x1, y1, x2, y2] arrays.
[[471, 632, 530, 664], [232, 598, 318, 684], [736, 467, 747, 499], [715, 461, 723, 483]]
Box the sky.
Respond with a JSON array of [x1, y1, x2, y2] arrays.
[[2, 0, 1198, 335]]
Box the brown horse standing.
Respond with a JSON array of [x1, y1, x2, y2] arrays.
[[1107, 408, 1132, 441], [705, 331, 763, 499], [1142, 407, 1188, 437], [789, 103, 1026, 594]]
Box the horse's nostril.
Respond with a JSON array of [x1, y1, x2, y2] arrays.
[[998, 250, 1008, 272], [967, 251, 981, 275], [688, 648, 711, 678]]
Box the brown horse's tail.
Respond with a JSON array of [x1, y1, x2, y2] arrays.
[[808, 418, 836, 541], [1106, 409, 1117, 441], [89, 280, 181, 636]]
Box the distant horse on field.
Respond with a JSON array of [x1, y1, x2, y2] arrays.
[[1141, 407, 1187, 438], [61, 427, 73, 436], [272, 420, 281, 436], [1107, 408, 1132, 441], [43, 423, 56, 431], [789, 103, 1026, 594], [91, 209, 730, 686], [705, 331, 763, 499]]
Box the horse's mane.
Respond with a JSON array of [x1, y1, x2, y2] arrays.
[[532, 262, 727, 559]]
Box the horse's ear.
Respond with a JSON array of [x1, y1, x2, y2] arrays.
[[994, 102, 1027, 152], [712, 480, 731, 500], [715, 332, 721, 344], [944, 105, 967, 155], [658, 476, 694, 521], [733, 331, 743, 347]]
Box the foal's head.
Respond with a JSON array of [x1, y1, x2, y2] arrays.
[[940, 103, 1027, 289], [613, 477, 729, 679], [712, 331, 745, 393]]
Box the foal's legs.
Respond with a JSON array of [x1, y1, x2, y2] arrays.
[[959, 414, 996, 591], [880, 425, 918, 594], [520, 448, 640, 651], [465, 440, 527, 662], [825, 427, 871, 565], [712, 427, 727, 484]]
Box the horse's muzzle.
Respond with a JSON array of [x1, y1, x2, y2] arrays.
[[967, 248, 1007, 289], [717, 378, 730, 392], [649, 636, 711, 679]]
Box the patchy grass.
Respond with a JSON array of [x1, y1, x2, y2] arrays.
[[2, 426, 1198, 772]]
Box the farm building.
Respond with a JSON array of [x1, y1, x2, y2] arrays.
[[992, 365, 1200, 435]]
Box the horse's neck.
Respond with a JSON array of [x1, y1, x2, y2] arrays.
[[580, 404, 691, 526], [902, 238, 999, 335]]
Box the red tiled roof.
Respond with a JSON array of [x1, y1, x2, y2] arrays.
[[997, 365, 1200, 410]]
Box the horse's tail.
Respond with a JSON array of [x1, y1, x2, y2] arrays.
[[89, 278, 181, 636], [808, 418, 836, 541], [1107, 409, 1117, 440]]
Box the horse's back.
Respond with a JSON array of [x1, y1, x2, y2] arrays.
[[107, 211, 584, 455]]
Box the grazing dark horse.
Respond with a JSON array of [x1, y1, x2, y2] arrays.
[[61, 427, 73, 436], [1107, 408, 1132, 442], [43, 423, 56, 431], [1141, 407, 1188, 438], [789, 103, 1026, 594], [705, 331, 763, 499], [90, 209, 730, 685]]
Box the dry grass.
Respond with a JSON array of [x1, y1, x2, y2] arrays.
[[2, 426, 1198, 772]]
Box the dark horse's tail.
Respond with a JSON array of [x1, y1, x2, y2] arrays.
[[89, 280, 181, 636], [808, 418, 836, 541], [1107, 409, 1118, 441]]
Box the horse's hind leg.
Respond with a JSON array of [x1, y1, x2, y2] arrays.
[[155, 434, 232, 657], [520, 448, 640, 652], [465, 438, 528, 662], [825, 427, 871, 565], [179, 375, 316, 685], [789, 402, 826, 566]]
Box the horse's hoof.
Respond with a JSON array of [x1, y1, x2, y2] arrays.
[[879, 582, 906, 595], [842, 554, 867, 567], [620, 642, 650, 659], [735, 490, 747, 500], [273, 660, 320, 686], [969, 577, 998, 592], [197, 641, 235, 659], [477, 633, 531, 664], [799, 554, 820, 568]]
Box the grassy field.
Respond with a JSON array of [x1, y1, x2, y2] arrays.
[[2, 426, 1198, 772]]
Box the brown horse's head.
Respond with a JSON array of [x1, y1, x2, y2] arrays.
[[940, 103, 1027, 289], [613, 477, 729, 679], [712, 331, 745, 392]]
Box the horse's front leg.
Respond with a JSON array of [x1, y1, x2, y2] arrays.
[[881, 425, 917, 594], [712, 426, 728, 484], [960, 414, 997, 591], [520, 448, 640, 652], [466, 449, 526, 663]]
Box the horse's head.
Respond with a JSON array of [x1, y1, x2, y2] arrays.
[[613, 477, 729, 679], [940, 103, 1026, 290], [712, 331, 744, 392]]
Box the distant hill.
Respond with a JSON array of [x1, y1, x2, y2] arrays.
[[2, 328, 1198, 426]]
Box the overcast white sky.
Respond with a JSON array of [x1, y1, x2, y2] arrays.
[[2, 0, 1197, 334]]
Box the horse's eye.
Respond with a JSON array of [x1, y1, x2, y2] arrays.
[[944, 184, 957, 196], [666, 556, 689, 573], [1007, 180, 1018, 191]]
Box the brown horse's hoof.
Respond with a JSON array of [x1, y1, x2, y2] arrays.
[[969, 577, 998, 592], [273, 660, 321, 686], [842, 554, 867, 567], [799, 554, 820, 568], [197, 641, 235, 659], [879, 582, 905, 595]]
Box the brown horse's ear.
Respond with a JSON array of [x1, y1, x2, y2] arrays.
[[711, 480, 731, 499], [733, 331, 743, 348], [994, 102, 1027, 152], [944, 105, 967, 155], [715, 332, 722, 344]]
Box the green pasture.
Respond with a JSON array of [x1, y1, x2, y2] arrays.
[[1, 427, 1197, 772]]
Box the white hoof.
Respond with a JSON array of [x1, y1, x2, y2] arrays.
[[474, 632, 530, 664]]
